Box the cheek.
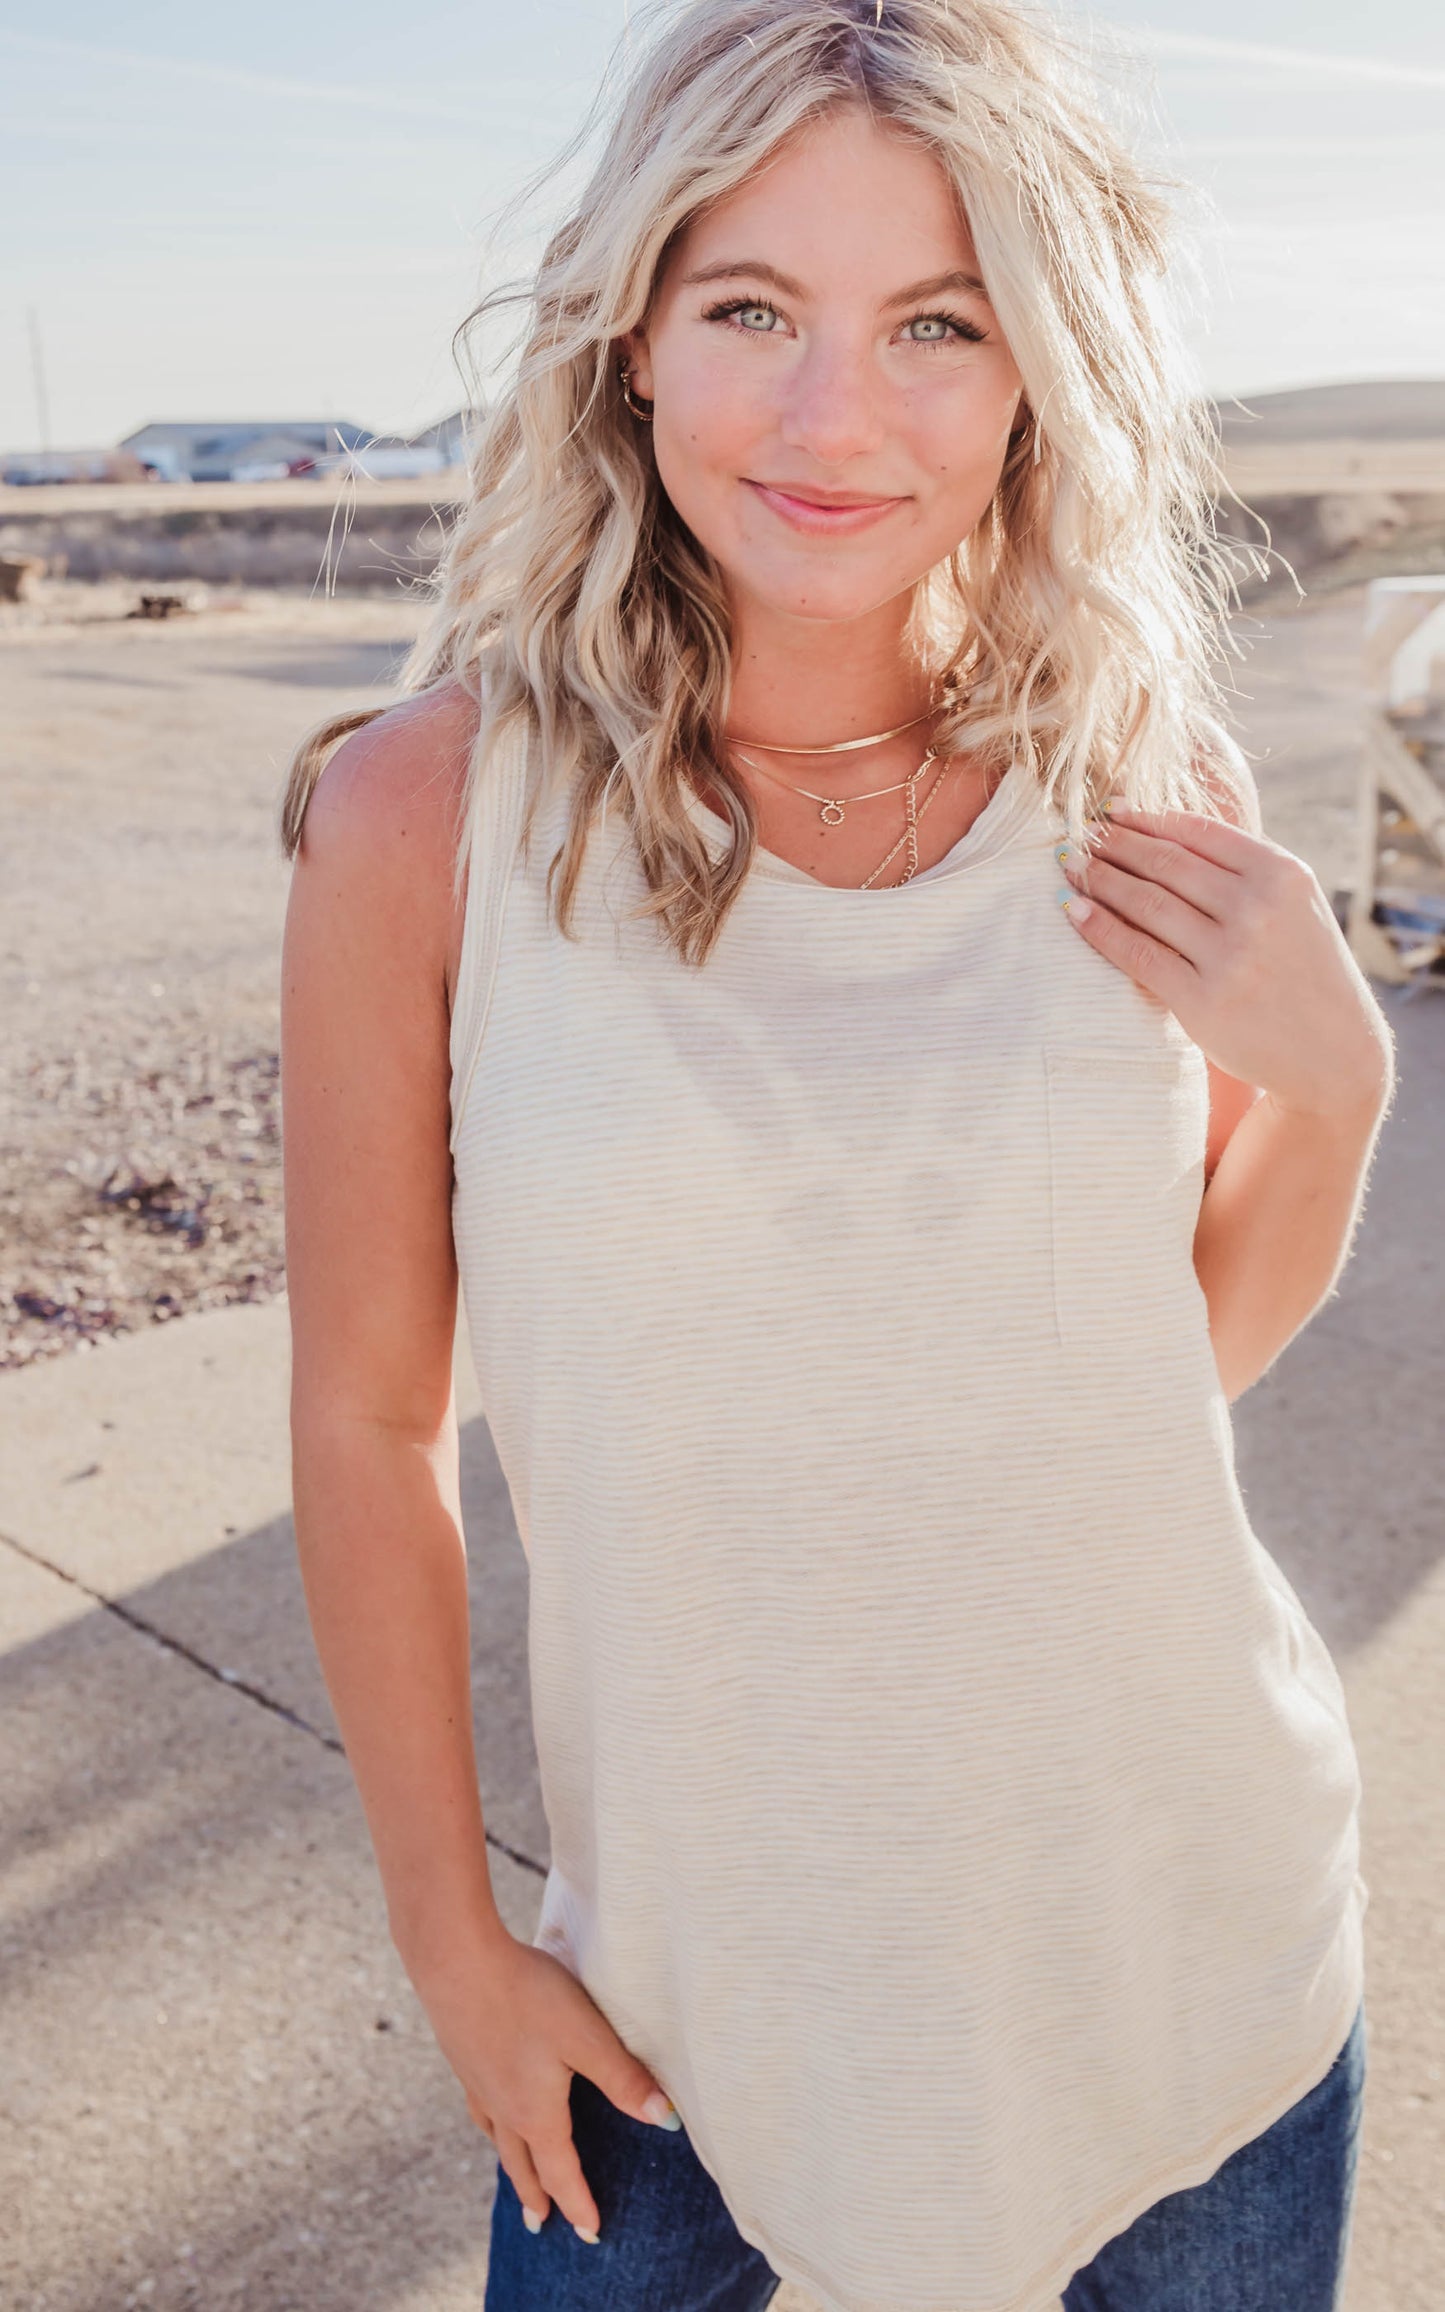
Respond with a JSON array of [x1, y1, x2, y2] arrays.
[[911, 377, 1018, 515], [651, 365, 767, 530], [925, 368, 1017, 466]]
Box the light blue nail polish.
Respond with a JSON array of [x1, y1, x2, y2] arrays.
[[1055, 886, 1073, 905]]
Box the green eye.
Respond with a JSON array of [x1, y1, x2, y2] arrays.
[[737, 304, 778, 330]]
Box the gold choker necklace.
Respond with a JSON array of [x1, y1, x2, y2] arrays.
[[723, 708, 934, 757]]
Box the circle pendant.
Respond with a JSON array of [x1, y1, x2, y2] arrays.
[[820, 800, 846, 827]]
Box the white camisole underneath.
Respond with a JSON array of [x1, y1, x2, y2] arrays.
[[448, 723, 1368, 2312]]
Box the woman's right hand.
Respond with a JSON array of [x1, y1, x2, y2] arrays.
[[410, 1925, 681, 2241]]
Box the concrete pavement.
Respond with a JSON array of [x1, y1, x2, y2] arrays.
[[1, 978, 1441, 2312]]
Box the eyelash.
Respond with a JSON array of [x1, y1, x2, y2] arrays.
[[700, 295, 987, 348]]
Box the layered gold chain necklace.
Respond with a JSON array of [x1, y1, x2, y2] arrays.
[[725, 708, 951, 888]]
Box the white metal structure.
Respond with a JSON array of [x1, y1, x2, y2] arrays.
[[1349, 577, 1445, 991]]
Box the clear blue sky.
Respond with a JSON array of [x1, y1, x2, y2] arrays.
[[2, 0, 1442, 448]]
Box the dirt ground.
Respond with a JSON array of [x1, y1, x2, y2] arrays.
[[0, 585, 422, 1369], [0, 576, 1378, 1370]]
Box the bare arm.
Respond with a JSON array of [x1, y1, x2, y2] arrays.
[[282, 687, 497, 1968], [1193, 1074, 1393, 1403], [280, 687, 676, 2241]]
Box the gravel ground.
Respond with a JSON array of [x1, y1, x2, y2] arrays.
[[1, 583, 422, 1369], [0, 576, 1377, 1370]]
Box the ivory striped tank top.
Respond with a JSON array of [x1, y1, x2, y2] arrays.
[[449, 723, 1368, 2312]]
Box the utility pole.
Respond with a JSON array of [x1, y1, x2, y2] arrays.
[[27, 307, 51, 451]]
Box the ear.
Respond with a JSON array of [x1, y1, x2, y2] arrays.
[[617, 326, 655, 402]]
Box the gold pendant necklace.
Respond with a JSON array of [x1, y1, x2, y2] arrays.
[[731, 743, 935, 828]]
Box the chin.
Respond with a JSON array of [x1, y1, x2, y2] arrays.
[[728, 559, 912, 626]]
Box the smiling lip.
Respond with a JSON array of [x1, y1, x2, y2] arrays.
[[746, 479, 907, 534]]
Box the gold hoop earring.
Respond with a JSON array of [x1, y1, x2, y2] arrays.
[[618, 362, 655, 423]]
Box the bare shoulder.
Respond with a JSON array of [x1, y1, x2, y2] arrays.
[[282, 679, 481, 1427], [296, 677, 481, 996], [300, 678, 479, 875]]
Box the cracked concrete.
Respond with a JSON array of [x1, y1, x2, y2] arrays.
[[0, 1307, 555, 2312]]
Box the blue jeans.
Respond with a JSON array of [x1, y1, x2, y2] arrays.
[[483, 1998, 1366, 2310]]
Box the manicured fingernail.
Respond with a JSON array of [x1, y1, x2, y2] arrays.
[[574, 2223, 601, 2244], [642, 2091, 682, 2129], [1063, 892, 1093, 920], [523, 2207, 545, 2234]]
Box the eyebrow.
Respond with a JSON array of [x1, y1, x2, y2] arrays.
[[678, 259, 990, 306]]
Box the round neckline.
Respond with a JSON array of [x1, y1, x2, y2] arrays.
[[681, 755, 1043, 895]]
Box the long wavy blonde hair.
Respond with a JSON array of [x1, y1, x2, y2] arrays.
[[279, 0, 1257, 963]]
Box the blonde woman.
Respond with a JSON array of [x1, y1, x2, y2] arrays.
[[278, 3, 1393, 2306]]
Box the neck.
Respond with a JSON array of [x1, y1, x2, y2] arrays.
[[725, 589, 933, 753]]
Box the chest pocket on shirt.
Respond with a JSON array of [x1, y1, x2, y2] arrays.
[[1045, 1042, 1209, 1366]]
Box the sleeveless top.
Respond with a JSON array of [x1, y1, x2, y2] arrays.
[[448, 722, 1368, 2312]]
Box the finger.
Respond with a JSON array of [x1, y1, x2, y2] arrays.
[[1103, 798, 1258, 867], [1105, 799, 1257, 864], [1060, 881, 1196, 1001], [1083, 817, 1236, 922], [493, 2124, 558, 2237], [529, 2108, 604, 2242], [572, 2031, 681, 2131], [465, 2092, 497, 2144], [1062, 848, 1212, 967]]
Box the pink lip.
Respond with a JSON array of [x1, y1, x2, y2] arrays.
[[745, 479, 906, 534]]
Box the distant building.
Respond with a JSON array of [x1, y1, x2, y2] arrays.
[[313, 407, 487, 480], [409, 406, 486, 468], [119, 419, 373, 482]]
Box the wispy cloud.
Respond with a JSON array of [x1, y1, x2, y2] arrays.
[[0, 26, 577, 127], [0, 109, 480, 167], [1141, 28, 1445, 93], [1177, 136, 1441, 161]]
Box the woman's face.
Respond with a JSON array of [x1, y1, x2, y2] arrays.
[[621, 104, 1025, 629]]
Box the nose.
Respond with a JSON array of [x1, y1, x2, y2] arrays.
[[776, 334, 886, 467]]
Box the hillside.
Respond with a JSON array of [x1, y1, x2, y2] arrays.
[[1216, 380, 1445, 445]]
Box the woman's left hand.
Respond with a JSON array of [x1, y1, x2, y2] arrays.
[[1059, 801, 1394, 1122]]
